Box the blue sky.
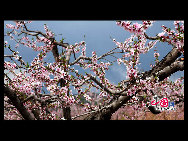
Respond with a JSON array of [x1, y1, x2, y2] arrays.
[[4, 20, 184, 94]]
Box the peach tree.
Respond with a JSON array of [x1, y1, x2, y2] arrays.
[[4, 20, 184, 120]]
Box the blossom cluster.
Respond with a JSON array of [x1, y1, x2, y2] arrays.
[[6, 21, 29, 30], [116, 21, 154, 36], [4, 61, 17, 70], [157, 21, 184, 54]]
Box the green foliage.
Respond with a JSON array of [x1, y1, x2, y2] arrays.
[[116, 82, 121, 88], [60, 37, 65, 43], [26, 62, 29, 68], [143, 94, 146, 99]]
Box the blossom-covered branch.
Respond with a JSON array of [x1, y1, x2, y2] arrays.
[[4, 85, 35, 120]]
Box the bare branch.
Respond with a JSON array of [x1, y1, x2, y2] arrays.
[[22, 23, 48, 39], [70, 46, 123, 66], [158, 60, 184, 81], [97, 50, 123, 60], [144, 32, 159, 40], [70, 56, 92, 66]]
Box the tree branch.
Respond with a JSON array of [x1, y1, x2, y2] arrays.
[[4, 86, 35, 120], [158, 59, 184, 81], [51, 44, 60, 62], [70, 56, 92, 66], [142, 46, 182, 80], [144, 32, 159, 40], [70, 46, 123, 66]]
